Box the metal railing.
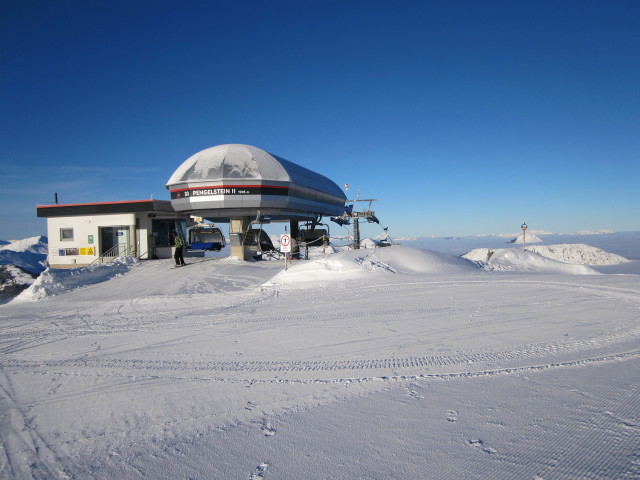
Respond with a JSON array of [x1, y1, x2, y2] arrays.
[[90, 244, 131, 265]]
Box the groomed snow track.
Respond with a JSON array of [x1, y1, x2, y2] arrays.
[[1, 256, 639, 479]]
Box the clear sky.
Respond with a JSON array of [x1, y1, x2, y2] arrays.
[[1, 0, 638, 240]]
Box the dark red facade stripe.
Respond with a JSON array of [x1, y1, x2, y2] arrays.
[[37, 199, 163, 209]]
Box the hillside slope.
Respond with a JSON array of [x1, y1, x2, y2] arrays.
[[0, 235, 48, 274], [462, 243, 629, 272]]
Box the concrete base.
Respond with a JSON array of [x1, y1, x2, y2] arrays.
[[229, 217, 252, 261]]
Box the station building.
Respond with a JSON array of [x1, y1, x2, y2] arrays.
[[37, 200, 189, 268], [37, 144, 347, 267], [166, 144, 346, 260]]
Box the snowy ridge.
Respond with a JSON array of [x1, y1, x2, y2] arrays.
[[509, 232, 544, 244], [0, 235, 48, 274], [0, 236, 48, 302], [476, 248, 599, 274], [0, 265, 36, 304], [526, 243, 629, 265], [463, 243, 629, 271], [575, 229, 614, 235], [0, 235, 49, 254], [495, 230, 551, 239]]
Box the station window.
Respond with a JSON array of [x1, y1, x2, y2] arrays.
[[60, 228, 74, 241]]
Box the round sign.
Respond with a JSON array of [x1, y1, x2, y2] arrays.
[[280, 234, 291, 252]]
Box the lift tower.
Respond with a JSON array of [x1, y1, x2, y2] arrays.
[[341, 198, 378, 249]]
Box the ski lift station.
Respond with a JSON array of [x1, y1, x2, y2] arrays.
[[37, 144, 347, 267]]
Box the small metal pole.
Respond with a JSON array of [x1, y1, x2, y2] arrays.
[[353, 217, 360, 249]]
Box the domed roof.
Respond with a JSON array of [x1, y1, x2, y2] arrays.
[[166, 144, 346, 220], [166, 144, 344, 197]]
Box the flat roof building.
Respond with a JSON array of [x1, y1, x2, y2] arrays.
[[37, 200, 187, 268]]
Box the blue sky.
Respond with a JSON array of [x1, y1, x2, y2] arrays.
[[1, 1, 638, 240]]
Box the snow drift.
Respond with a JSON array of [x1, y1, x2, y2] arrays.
[[526, 243, 629, 265], [16, 257, 136, 301], [463, 243, 629, 275], [11, 242, 621, 303], [269, 246, 479, 287], [475, 248, 599, 274]]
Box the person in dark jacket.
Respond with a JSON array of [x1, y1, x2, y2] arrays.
[[171, 231, 186, 266]]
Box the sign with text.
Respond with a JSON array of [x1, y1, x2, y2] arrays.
[[171, 185, 289, 200], [280, 234, 291, 253]]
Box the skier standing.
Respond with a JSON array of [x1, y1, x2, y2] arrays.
[[171, 231, 186, 267]]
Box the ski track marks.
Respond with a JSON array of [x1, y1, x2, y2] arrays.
[[1, 272, 639, 478], [2, 279, 639, 383]]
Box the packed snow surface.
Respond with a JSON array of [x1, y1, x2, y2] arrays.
[[1, 240, 640, 479]]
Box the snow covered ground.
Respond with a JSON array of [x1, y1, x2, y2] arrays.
[[1, 236, 640, 479]]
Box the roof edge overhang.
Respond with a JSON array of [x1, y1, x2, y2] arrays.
[[36, 200, 179, 218]]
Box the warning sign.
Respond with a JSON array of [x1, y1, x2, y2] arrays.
[[280, 234, 291, 253]]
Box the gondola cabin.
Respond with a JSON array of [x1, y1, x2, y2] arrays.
[[187, 225, 226, 252]]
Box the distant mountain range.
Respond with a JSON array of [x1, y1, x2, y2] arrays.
[[0, 236, 48, 303]]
